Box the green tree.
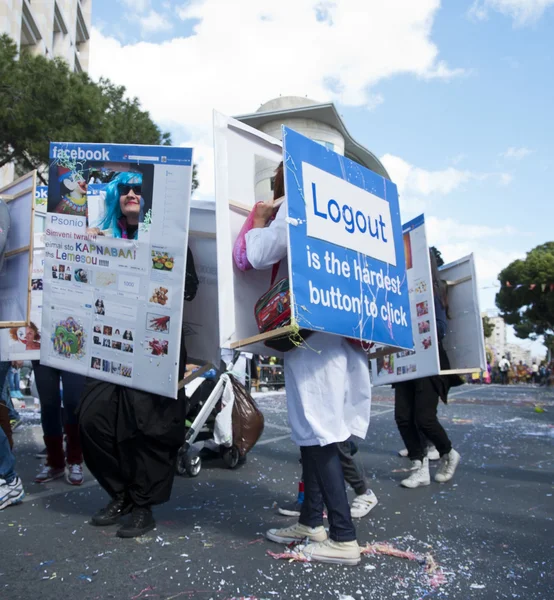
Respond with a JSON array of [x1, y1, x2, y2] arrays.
[[0, 34, 198, 191], [495, 242, 554, 341], [482, 315, 495, 339]]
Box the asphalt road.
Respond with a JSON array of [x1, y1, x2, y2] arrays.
[[1, 383, 553, 600]]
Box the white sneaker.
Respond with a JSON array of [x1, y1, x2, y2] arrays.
[[427, 446, 440, 461], [303, 539, 361, 566], [35, 464, 65, 484], [435, 449, 461, 483], [401, 457, 430, 488], [0, 477, 25, 510], [398, 448, 409, 457], [65, 464, 84, 486], [350, 490, 378, 518], [266, 522, 327, 544]]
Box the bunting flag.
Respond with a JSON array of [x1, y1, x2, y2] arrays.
[[501, 280, 554, 291]]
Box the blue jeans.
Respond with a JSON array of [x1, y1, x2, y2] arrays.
[[8, 369, 20, 393], [0, 423, 16, 483], [0, 362, 18, 421], [299, 443, 357, 542], [32, 362, 85, 436]]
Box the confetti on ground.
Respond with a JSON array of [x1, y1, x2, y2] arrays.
[[361, 543, 422, 561]]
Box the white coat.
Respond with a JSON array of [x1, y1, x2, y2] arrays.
[[245, 202, 372, 447]]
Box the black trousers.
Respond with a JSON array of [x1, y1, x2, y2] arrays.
[[394, 378, 452, 462], [79, 378, 187, 507]]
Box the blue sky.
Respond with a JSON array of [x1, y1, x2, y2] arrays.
[[89, 0, 554, 356]]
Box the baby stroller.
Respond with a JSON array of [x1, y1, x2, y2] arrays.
[[176, 355, 264, 478]]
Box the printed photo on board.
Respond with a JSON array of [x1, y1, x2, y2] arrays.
[[10, 323, 41, 351], [47, 158, 154, 240], [146, 313, 170, 333]]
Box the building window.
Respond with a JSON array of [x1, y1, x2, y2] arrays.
[[314, 140, 335, 152]]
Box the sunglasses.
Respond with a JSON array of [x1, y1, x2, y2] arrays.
[[118, 184, 142, 196]]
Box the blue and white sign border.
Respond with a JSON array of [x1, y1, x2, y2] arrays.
[[283, 126, 413, 349]]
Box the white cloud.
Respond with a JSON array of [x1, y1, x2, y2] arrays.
[[139, 10, 173, 34], [121, 0, 150, 12], [364, 93, 385, 111], [90, 1, 465, 195], [501, 146, 533, 159], [381, 154, 514, 216], [499, 172, 514, 185], [381, 154, 475, 215], [469, 0, 554, 25], [426, 216, 517, 247], [424, 217, 523, 311]]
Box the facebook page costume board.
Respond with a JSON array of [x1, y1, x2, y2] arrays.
[[40, 143, 193, 398], [1, 186, 101, 362]]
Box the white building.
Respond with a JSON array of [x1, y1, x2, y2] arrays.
[[483, 312, 508, 361], [236, 96, 390, 200], [505, 343, 532, 366], [0, 0, 92, 185]]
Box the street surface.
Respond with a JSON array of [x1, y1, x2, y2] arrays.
[[1, 383, 553, 600]]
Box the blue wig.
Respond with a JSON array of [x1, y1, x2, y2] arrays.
[[100, 172, 143, 238]]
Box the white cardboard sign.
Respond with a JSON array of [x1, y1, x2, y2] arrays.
[[440, 254, 487, 373], [213, 111, 285, 356], [0, 171, 36, 328], [183, 200, 221, 367], [371, 215, 439, 384], [371, 215, 486, 385]]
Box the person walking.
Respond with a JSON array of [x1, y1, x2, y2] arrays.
[[278, 440, 378, 519], [33, 364, 86, 486], [0, 388, 24, 510], [246, 163, 371, 566], [0, 361, 21, 431], [498, 356, 510, 385], [8, 362, 23, 398], [531, 362, 539, 384], [79, 246, 199, 538], [394, 249, 463, 489]]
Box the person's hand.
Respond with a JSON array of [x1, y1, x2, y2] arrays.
[[86, 227, 104, 238], [253, 201, 278, 228]]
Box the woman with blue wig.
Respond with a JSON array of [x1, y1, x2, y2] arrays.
[[89, 172, 143, 239]]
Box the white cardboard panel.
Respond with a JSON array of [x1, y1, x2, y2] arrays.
[[440, 254, 486, 372], [0, 171, 36, 327], [371, 216, 440, 385], [0, 233, 44, 359], [183, 200, 221, 367], [214, 111, 285, 356]]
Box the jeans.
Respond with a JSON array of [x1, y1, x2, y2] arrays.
[[8, 369, 20, 393], [0, 423, 16, 483], [32, 362, 85, 437], [394, 378, 452, 462], [0, 362, 18, 421], [299, 444, 357, 542], [337, 439, 368, 496]]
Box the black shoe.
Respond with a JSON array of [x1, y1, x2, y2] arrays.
[[35, 447, 47, 459], [116, 506, 156, 538], [91, 494, 133, 526]]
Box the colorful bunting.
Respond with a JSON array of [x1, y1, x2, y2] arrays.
[[502, 281, 554, 291]]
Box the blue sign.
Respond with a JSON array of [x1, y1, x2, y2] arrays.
[[49, 142, 192, 166], [283, 127, 412, 349]]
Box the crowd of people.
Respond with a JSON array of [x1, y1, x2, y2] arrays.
[[0, 163, 491, 565], [471, 356, 553, 386]]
